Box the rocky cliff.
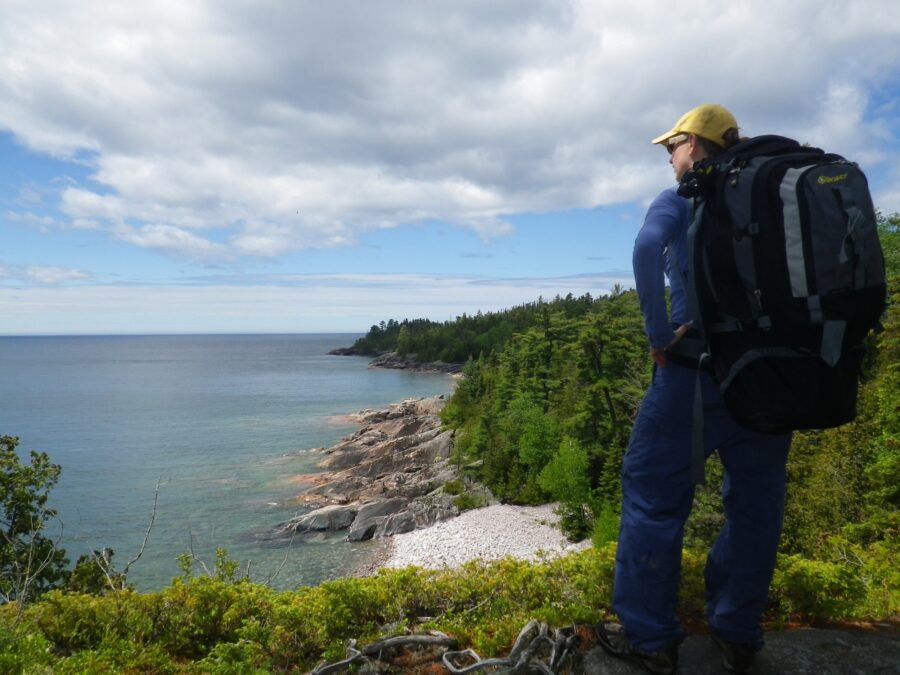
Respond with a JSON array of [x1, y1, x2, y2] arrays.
[[276, 395, 475, 542]]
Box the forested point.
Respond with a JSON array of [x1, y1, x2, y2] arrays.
[[346, 291, 599, 362], [1, 214, 897, 671]]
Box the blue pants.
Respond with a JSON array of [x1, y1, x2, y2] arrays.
[[613, 362, 791, 651]]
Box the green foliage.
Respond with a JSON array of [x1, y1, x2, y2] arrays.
[[676, 549, 709, 620], [443, 289, 647, 536], [780, 272, 899, 557], [453, 492, 488, 512], [442, 479, 464, 495], [771, 554, 866, 622], [4, 541, 893, 672], [65, 549, 127, 595], [0, 617, 56, 673], [348, 293, 598, 361], [590, 503, 620, 548], [539, 437, 595, 538], [683, 454, 726, 550], [877, 210, 900, 279], [0, 436, 69, 607], [0, 548, 619, 671]]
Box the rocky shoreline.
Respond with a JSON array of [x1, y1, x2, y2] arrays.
[[328, 347, 463, 374], [367, 351, 463, 374], [275, 394, 585, 576], [275, 395, 477, 543]]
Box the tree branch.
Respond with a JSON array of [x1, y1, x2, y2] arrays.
[[120, 476, 162, 582]]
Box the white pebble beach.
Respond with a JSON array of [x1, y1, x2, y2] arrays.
[[381, 503, 591, 570]]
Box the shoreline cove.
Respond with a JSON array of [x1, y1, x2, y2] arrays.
[[282, 391, 588, 578]]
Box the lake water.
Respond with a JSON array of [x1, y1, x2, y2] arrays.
[[0, 334, 453, 590]]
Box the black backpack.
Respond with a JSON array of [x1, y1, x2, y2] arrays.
[[678, 135, 887, 435]]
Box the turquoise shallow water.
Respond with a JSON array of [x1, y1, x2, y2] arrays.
[[0, 334, 453, 590]]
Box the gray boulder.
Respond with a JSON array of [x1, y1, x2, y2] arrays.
[[346, 519, 381, 542], [374, 511, 418, 538], [413, 429, 453, 463], [347, 498, 409, 542], [372, 494, 458, 538], [286, 504, 358, 533]]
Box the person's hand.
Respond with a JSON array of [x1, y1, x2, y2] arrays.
[[650, 323, 693, 368], [650, 346, 667, 367], [670, 322, 692, 345]]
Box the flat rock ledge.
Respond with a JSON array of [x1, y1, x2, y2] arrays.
[[275, 395, 482, 542], [583, 624, 900, 674]]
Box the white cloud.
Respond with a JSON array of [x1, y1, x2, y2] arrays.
[[5, 211, 63, 232], [113, 223, 228, 260], [0, 271, 634, 334], [0, 261, 90, 286], [21, 266, 91, 284], [1, 1, 899, 261]]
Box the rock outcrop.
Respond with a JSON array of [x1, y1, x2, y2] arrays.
[[347, 498, 409, 541], [276, 396, 469, 542], [287, 504, 358, 532], [328, 345, 463, 374], [327, 347, 361, 356], [367, 352, 463, 374]]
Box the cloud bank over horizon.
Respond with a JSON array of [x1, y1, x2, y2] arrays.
[[0, 270, 635, 335], [2, 0, 899, 265]]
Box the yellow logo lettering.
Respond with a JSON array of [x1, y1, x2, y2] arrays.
[[818, 173, 848, 185]]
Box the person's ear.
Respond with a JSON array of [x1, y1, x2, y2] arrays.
[[687, 134, 704, 160]]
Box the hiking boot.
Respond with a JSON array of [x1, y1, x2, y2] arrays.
[[595, 622, 679, 675], [711, 634, 757, 673]]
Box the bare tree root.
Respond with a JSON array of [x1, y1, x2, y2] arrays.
[[311, 632, 459, 674], [310, 620, 581, 674], [444, 620, 580, 674]]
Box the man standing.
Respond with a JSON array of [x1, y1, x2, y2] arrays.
[[597, 104, 792, 674]]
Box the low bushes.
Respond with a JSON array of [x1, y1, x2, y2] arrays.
[[2, 542, 896, 672]]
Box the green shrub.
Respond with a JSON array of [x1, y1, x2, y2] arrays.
[[443, 479, 464, 495], [2, 541, 898, 672], [771, 554, 866, 621], [0, 436, 70, 606], [590, 503, 619, 548], [454, 492, 488, 511], [0, 620, 56, 673]]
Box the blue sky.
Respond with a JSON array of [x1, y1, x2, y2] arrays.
[[1, 1, 899, 334]]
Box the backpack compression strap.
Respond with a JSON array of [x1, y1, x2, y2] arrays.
[[690, 354, 708, 486]]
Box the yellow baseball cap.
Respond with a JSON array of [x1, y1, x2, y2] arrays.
[[651, 103, 738, 148]]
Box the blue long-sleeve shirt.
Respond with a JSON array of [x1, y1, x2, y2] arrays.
[[633, 187, 692, 349]]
